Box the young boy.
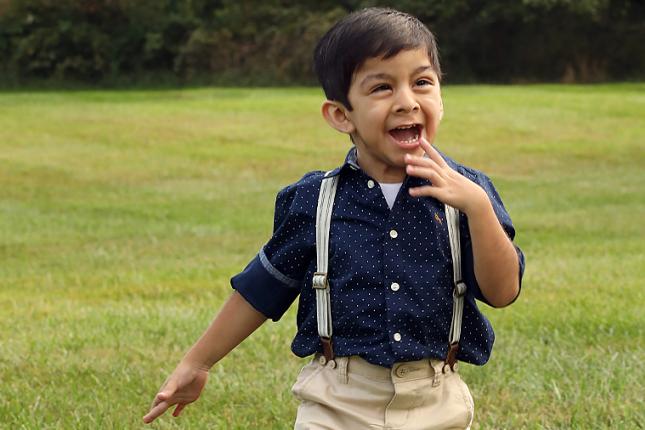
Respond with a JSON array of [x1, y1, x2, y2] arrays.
[[144, 7, 525, 429]]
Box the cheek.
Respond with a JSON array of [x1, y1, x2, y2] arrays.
[[421, 102, 443, 137], [356, 105, 387, 130], [421, 99, 442, 120]]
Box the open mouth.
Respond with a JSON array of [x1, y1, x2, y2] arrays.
[[388, 124, 422, 147]]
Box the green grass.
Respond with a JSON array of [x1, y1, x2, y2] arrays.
[[0, 84, 643, 429]]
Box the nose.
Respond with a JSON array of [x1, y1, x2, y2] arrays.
[[393, 88, 420, 114]]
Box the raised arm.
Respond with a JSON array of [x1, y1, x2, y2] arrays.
[[405, 139, 520, 307], [143, 291, 267, 424], [456, 192, 520, 307]]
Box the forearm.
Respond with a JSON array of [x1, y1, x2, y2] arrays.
[[465, 192, 520, 307], [182, 291, 267, 370]]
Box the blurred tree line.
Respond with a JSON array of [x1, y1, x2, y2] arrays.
[[0, 0, 643, 86]]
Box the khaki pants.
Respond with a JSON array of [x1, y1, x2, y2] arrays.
[[292, 355, 474, 430]]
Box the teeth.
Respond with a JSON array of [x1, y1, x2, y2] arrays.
[[390, 124, 420, 143], [400, 133, 419, 143]]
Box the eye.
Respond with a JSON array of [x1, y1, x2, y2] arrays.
[[371, 84, 391, 93], [416, 78, 434, 87]]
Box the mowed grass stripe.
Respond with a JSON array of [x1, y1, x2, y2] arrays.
[[0, 85, 643, 429]]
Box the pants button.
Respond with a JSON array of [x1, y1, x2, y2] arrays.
[[395, 365, 408, 378]]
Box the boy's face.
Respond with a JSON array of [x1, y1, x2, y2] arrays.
[[342, 48, 443, 182]]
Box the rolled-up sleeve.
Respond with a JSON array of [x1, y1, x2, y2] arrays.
[[461, 172, 526, 305], [231, 178, 316, 321]]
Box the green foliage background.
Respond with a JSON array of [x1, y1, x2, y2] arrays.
[[1, 0, 644, 86]]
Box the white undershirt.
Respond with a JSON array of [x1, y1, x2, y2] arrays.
[[378, 182, 403, 210]]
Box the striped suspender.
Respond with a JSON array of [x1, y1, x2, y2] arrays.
[[313, 173, 466, 369], [313, 171, 339, 362], [443, 204, 467, 372]]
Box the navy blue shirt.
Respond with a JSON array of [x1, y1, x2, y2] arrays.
[[232, 147, 525, 367]]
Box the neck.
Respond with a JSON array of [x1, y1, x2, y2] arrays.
[[354, 150, 406, 183], [362, 164, 406, 183]]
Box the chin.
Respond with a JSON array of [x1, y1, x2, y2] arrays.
[[389, 153, 410, 168]]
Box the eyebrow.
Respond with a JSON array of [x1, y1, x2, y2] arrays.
[[360, 65, 434, 87]]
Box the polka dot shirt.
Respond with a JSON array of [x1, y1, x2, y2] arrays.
[[231, 147, 525, 367]]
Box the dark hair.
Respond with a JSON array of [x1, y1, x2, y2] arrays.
[[313, 8, 441, 110]]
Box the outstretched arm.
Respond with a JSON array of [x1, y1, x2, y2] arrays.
[[143, 291, 267, 424], [405, 139, 520, 307]]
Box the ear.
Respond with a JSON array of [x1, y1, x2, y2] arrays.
[[321, 100, 355, 134], [439, 98, 444, 121]]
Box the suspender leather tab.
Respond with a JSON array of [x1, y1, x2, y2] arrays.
[[320, 336, 335, 362], [442, 342, 459, 373]]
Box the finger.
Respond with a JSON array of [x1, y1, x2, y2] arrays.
[[143, 400, 171, 424], [408, 185, 440, 198], [173, 403, 187, 417], [406, 165, 443, 185], [405, 153, 446, 181], [150, 389, 170, 409], [420, 138, 448, 168], [404, 152, 430, 166], [158, 380, 178, 399], [150, 394, 163, 410], [405, 153, 444, 174]]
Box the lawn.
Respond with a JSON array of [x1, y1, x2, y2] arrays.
[[0, 84, 643, 429]]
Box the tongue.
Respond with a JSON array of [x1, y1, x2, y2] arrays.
[[390, 127, 417, 142]]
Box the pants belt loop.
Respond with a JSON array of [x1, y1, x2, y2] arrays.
[[337, 357, 349, 384], [431, 359, 441, 387]]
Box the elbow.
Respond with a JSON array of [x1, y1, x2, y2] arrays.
[[486, 280, 520, 308], [484, 251, 523, 308]]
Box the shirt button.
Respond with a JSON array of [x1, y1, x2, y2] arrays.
[[390, 282, 400, 291], [389, 229, 398, 239], [393, 333, 402, 342], [367, 179, 375, 189]]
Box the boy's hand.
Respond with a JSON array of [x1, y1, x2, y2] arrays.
[[143, 362, 209, 424], [406, 138, 488, 216]]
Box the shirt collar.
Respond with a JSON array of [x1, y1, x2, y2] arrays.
[[335, 146, 430, 188], [323, 147, 359, 178], [344, 146, 361, 171]]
